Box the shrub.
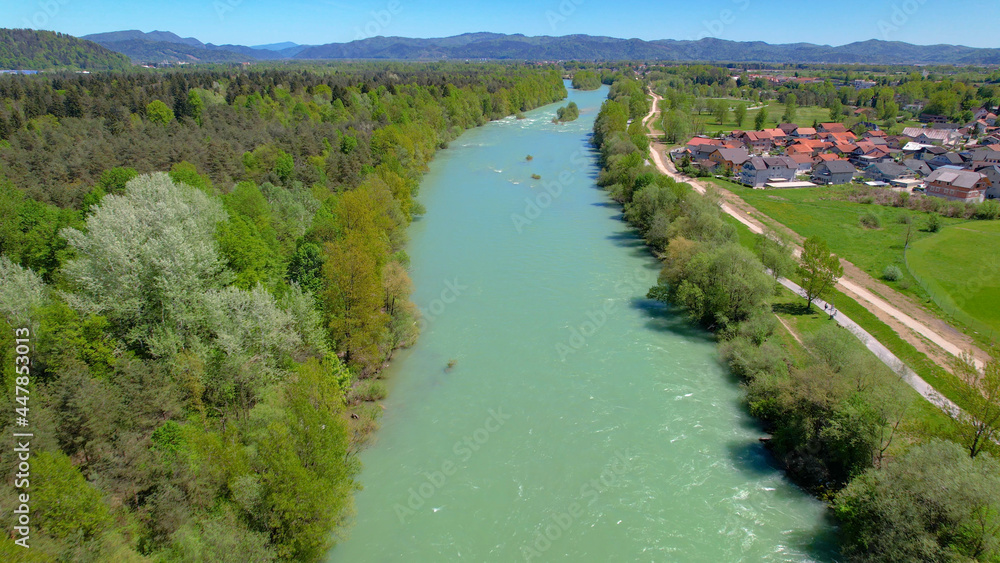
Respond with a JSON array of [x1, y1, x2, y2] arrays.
[[896, 213, 912, 224], [349, 378, 387, 403], [882, 264, 903, 281], [926, 213, 941, 232], [859, 211, 882, 229], [975, 199, 1000, 220]]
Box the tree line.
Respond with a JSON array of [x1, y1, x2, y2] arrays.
[[0, 62, 567, 560], [593, 75, 1000, 562]]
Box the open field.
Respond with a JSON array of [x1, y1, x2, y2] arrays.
[[907, 221, 1000, 339], [708, 179, 970, 309], [671, 100, 833, 136], [723, 214, 967, 448]]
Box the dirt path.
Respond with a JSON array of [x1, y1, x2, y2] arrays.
[[642, 90, 989, 375]]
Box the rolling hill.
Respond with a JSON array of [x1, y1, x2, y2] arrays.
[[0, 28, 131, 70], [78, 30, 1000, 64]]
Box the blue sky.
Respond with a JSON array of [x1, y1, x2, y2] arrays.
[[4, 0, 998, 48]]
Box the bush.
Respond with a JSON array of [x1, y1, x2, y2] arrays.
[[926, 213, 941, 232], [975, 199, 1000, 220], [882, 264, 903, 281], [349, 378, 387, 403], [859, 211, 882, 229], [896, 212, 912, 224], [834, 440, 1000, 563]]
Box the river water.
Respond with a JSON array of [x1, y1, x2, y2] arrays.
[[330, 84, 835, 562]]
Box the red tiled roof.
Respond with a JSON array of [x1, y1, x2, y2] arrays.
[[687, 137, 719, 146]]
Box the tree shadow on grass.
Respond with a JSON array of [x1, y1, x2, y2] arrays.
[[772, 301, 813, 317]]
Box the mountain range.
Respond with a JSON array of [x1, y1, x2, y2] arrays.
[[48, 29, 1000, 65]]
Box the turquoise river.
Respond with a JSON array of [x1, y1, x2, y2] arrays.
[[330, 83, 836, 562]]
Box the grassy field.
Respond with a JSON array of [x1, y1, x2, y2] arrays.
[[707, 179, 971, 308], [679, 100, 832, 136], [723, 213, 969, 449], [907, 221, 1000, 339]]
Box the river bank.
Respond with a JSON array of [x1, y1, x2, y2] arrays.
[[330, 82, 834, 562]]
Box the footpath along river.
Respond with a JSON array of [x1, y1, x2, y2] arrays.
[[329, 83, 836, 562]]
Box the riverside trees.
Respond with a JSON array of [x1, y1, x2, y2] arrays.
[[594, 75, 1000, 557], [0, 62, 566, 560]]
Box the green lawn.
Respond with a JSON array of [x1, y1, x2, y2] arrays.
[[693, 101, 832, 135], [769, 286, 963, 448], [707, 179, 970, 308], [907, 221, 1000, 339], [722, 203, 980, 445]]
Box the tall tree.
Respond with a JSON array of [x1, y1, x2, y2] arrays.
[[954, 353, 1000, 458], [754, 106, 768, 130], [782, 93, 797, 123], [798, 236, 843, 309], [754, 230, 796, 282], [734, 102, 747, 128]]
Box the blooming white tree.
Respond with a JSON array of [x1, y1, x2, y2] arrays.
[[61, 173, 229, 356], [0, 256, 47, 327]]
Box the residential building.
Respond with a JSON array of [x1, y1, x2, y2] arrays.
[[927, 152, 965, 169], [982, 165, 1000, 199], [902, 159, 932, 177], [863, 162, 916, 183], [818, 122, 848, 134], [739, 156, 798, 187], [925, 168, 989, 202], [811, 161, 857, 185], [902, 127, 963, 146], [708, 147, 751, 174]]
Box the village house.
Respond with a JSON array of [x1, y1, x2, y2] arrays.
[[736, 130, 776, 153], [789, 153, 815, 173], [982, 165, 1000, 199], [818, 122, 848, 134], [811, 160, 857, 185], [925, 168, 989, 202], [792, 126, 817, 138], [708, 147, 751, 174], [863, 162, 916, 183], [903, 158, 932, 178], [927, 152, 965, 170], [916, 145, 948, 161], [739, 156, 798, 187], [902, 126, 963, 146], [968, 149, 1000, 168]]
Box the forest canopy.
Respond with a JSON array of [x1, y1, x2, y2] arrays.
[[0, 61, 566, 560]]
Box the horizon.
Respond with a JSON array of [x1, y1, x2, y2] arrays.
[[65, 29, 1000, 52], [5, 0, 999, 50]]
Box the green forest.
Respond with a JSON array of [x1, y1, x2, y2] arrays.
[[0, 62, 565, 560], [0, 29, 132, 71], [592, 75, 1000, 562]]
